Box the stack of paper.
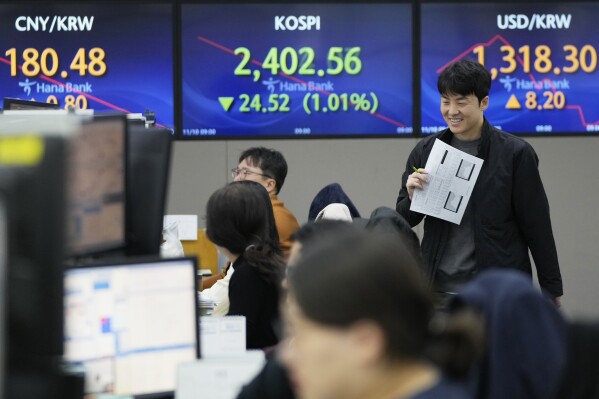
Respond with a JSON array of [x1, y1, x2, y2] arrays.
[[198, 294, 216, 316]]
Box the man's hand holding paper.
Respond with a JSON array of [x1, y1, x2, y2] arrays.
[[406, 168, 429, 201], [409, 139, 484, 225]]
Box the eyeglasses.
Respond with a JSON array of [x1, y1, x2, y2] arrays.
[[231, 167, 273, 180]]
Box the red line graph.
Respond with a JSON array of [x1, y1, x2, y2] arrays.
[[435, 34, 599, 126], [0, 56, 131, 113], [197, 36, 406, 128]]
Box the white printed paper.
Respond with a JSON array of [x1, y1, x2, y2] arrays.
[[410, 139, 483, 225], [163, 215, 198, 240], [200, 316, 246, 357], [176, 351, 265, 399]]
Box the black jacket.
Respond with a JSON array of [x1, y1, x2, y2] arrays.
[[236, 350, 295, 399], [228, 255, 280, 349], [396, 119, 563, 297]]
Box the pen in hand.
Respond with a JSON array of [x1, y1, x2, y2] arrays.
[[412, 166, 420, 174]]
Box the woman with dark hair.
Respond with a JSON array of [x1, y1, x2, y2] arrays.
[[206, 181, 284, 349], [281, 229, 482, 399]]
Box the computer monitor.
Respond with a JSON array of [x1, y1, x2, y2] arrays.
[[126, 125, 173, 257], [66, 115, 127, 256], [0, 127, 85, 398], [0, 4, 175, 129], [420, 2, 599, 135], [180, 3, 413, 138], [3, 97, 60, 111], [0, 135, 68, 360], [63, 257, 199, 397]]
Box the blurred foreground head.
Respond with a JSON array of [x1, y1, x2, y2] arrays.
[[281, 229, 482, 399]]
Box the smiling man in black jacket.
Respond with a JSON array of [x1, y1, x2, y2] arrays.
[[396, 59, 562, 307]]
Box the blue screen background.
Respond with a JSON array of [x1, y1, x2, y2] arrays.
[[0, 4, 174, 130], [421, 3, 599, 134], [181, 3, 413, 137]]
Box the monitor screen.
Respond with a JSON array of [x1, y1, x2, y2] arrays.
[[63, 257, 198, 397], [0, 130, 70, 397], [180, 3, 413, 138], [125, 125, 172, 257], [66, 116, 127, 256], [421, 2, 599, 135], [0, 4, 174, 130]]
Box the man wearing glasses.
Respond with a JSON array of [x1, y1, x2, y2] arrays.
[[203, 147, 299, 291], [231, 147, 299, 260]]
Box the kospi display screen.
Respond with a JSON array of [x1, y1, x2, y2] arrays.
[[0, 4, 174, 130], [421, 3, 599, 135], [180, 3, 413, 138]]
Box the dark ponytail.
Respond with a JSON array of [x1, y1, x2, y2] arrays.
[[243, 241, 284, 286], [426, 308, 485, 378]]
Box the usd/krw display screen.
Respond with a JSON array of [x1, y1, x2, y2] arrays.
[[0, 4, 174, 130], [181, 3, 412, 138], [421, 3, 599, 134]]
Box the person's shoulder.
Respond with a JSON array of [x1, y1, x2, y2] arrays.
[[411, 130, 447, 156], [230, 257, 252, 278], [270, 194, 282, 207], [229, 265, 260, 296], [489, 126, 533, 151], [410, 377, 471, 399], [270, 195, 290, 213], [418, 130, 446, 146], [236, 353, 295, 399], [274, 201, 296, 219], [270, 196, 299, 225], [488, 126, 538, 159], [230, 257, 268, 283]]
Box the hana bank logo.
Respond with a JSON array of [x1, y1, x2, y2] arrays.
[[262, 77, 280, 93], [19, 78, 37, 96], [499, 75, 516, 92]]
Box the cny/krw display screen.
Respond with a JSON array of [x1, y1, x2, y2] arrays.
[[181, 3, 412, 138], [0, 4, 174, 130], [421, 3, 599, 134]]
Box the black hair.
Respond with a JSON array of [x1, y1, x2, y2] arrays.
[[287, 230, 482, 377], [205, 180, 284, 285], [365, 206, 422, 266], [437, 59, 491, 104], [239, 147, 288, 194], [291, 219, 353, 246]]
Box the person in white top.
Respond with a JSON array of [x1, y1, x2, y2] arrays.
[[200, 263, 235, 315]]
